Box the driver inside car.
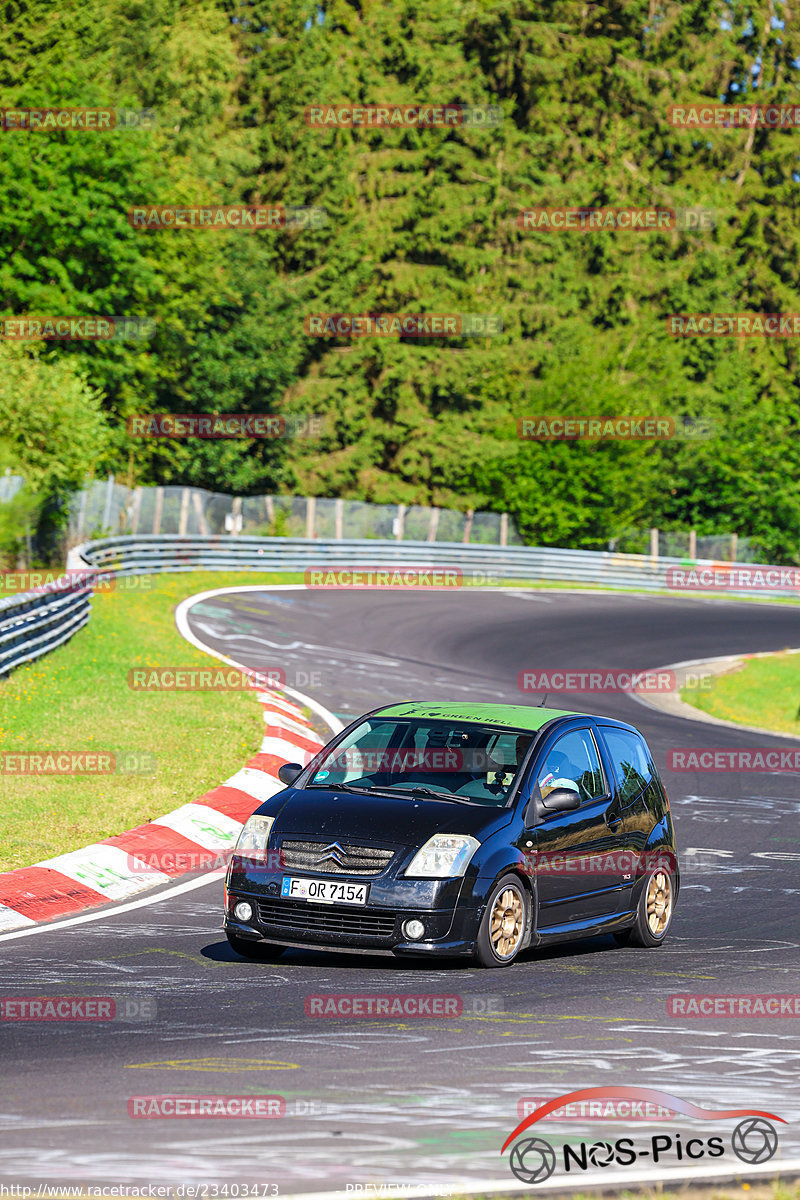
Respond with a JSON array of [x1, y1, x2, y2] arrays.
[[537, 748, 582, 801]]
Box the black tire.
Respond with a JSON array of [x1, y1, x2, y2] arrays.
[[226, 932, 286, 961], [612, 928, 633, 947], [626, 861, 676, 947], [473, 874, 529, 968]]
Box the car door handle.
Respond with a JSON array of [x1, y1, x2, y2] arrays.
[[605, 813, 622, 831]]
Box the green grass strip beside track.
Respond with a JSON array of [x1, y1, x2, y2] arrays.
[[0, 572, 307, 872], [682, 650, 800, 737], [4, 570, 800, 873]]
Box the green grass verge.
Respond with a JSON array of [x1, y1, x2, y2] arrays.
[[4, 567, 800, 873], [463, 1186, 800, 1200], [0, 571, 308, 872], [682, 650, 800, 736]]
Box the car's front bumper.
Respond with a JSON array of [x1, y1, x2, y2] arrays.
[[224, 876, 480, 958]]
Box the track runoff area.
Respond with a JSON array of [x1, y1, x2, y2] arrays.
[[2, 582, 800, 1196]]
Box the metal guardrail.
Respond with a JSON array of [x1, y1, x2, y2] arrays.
[[67, 533, 793, 593], [0, 581, 92, 679], [2, 533, 793, 682]]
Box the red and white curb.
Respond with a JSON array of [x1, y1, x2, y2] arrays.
[[0, 681, 334, 933]]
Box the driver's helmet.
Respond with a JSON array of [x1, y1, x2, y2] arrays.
[[538, 749, 580, 799]]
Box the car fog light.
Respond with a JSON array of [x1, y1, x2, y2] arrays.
[[234, 901, 253, 922], [403, 919, 425, 940]]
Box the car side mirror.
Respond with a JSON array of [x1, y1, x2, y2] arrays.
[[278, 762, 303, 786], [541, 787, 582, 812]]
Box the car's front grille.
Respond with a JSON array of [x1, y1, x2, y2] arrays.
[[280, 839, 395, 876], [257, 899, 396, 939]]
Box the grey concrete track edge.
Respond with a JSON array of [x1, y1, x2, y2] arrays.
[[631, 648, 800, 742], [179, 584, 800, 1197]]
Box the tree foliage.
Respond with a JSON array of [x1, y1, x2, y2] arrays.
[[1, 0, 799, 559]]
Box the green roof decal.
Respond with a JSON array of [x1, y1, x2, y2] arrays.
[[373, 702, 580, 733]]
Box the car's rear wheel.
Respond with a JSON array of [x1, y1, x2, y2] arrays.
[[617, 862, 675, 948], [226, 932, 286, 961], [473, 874, 528, 968]]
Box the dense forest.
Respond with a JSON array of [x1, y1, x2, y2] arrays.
[[2, 0, 800, 559]]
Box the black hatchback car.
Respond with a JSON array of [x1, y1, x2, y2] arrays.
[[224, 702, 679, 968]]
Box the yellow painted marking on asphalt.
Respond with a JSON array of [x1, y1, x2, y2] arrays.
[[93, 947, 224, 968], [125, 1057, 299, 1071]]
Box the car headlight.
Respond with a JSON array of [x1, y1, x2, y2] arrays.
[[405, 834, 480, 879], [234, 815, 275, 860]]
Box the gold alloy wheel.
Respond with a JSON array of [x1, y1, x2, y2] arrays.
[[490, 885, 524, 959], [646, 870, 673, 937]]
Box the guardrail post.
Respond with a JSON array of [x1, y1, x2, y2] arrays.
[[153, 487, 163, 534], [178, 487, 190, 536], [306, 496, 316, 539], [395, 504, 406, 540], [335, 498, 343, 540], [689, 528, 696, 559], [427, 508, 440, 542], [102, 474, 115, 532], [76, 484, 89, 541], [130, 488, 142, 535], [192, 490, 209, 536], [731, 532, 738, 562], [463, 509, 474, 544], [500, 513, 508, 547], [650, 527, 658, 560]]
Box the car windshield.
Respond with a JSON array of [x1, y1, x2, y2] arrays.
[[307, 717, 533, 806]]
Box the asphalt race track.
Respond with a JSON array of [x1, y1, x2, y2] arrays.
[[3, 587, 800, 1193]]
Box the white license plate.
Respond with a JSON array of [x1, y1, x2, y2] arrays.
[[281, 876, 369, 905]]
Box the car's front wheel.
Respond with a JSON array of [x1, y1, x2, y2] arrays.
[[473, 874, 529, 968], [226, 932, 286, 961], [616, 862, 675, 948]]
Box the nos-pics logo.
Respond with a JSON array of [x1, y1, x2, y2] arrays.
[[501, 1087, 784, 1185]]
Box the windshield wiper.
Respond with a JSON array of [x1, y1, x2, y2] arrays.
[[389, 786, 475, 806], [307, 781, 365, 793], [307, 781, 403, 798]]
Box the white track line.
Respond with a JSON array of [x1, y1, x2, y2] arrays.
[[173, 586, 344, 735], [0, 869, 227, 943], [278, 1157, 800, 1200], [0, 586, 342, 945]]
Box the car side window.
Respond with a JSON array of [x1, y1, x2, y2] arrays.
[[535, 729, 605, 805], [601, 727, 653, 803]]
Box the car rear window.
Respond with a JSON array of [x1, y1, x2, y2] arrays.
[[601, 727, 653, 803]]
